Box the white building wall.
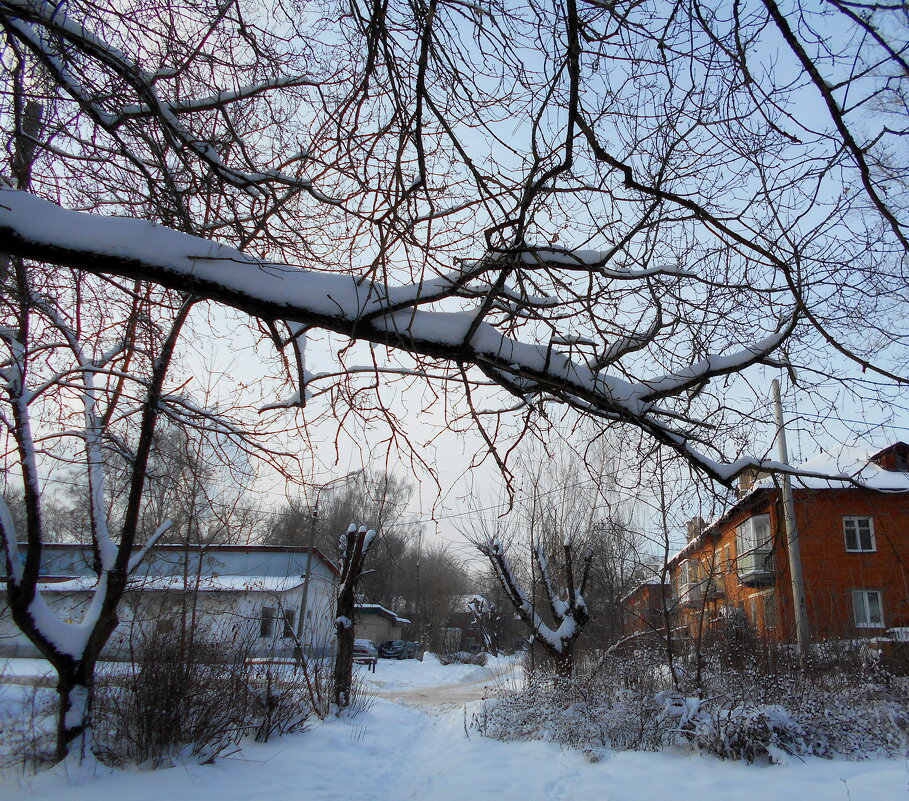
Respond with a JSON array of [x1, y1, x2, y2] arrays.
[[0, 546, 338, 660]]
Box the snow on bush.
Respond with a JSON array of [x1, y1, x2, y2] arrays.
[[437, 651, 488, 666], [473, 646, 909, 764]]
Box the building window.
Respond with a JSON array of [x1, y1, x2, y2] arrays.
[[852, 590, 884, 628], [844, 517, 875, 552], [282, 609, 296, 638], [736, 514, 772, 554], [678, 559, 699, 588], [260, 606, 276, 638]]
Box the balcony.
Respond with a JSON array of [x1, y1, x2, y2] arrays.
[[737, 550, 775, 586], [678, 577, 724, 607], [703, 576, 725, 600]]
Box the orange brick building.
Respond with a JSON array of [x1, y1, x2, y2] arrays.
[[621, 581, 671, 638], [667, 442, 909, 641]]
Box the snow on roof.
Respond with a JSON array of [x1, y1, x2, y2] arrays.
[[354, 603, 410, 624], [667, 441, 909, 567], [25, 542, 340, 575], [37, 575, 306, 594], [759, 441, 909, 492]]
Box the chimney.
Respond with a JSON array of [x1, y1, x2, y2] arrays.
[[737, 468, 757, 498], [686, 516, 705, 542]]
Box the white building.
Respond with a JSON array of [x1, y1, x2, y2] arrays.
[[1, 544, 338, 660]]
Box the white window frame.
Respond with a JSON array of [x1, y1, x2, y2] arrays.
[[843, 517, 876, 553], [852, 589, 884, 629], [678, 558, 700, 588], [736, 514, 772, 554]]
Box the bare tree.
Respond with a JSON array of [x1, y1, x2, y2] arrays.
[[4, 0, 908, 485], [0, 269, 191, 760], [2, 0, 909, 759]]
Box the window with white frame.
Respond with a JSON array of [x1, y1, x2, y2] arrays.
[[844, 517, 875, 552], [852, 590, 884, 628], [678, 559, 699, 587], [736, 514, 772, 554]]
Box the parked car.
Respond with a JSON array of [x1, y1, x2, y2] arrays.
[[378, 639, 406, 659], [402, 641, 420, 659], [353, 639, 378, 665]]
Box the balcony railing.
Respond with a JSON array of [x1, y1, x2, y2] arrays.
[[678, 577, 725, 607], [737, 550, 774, 586]]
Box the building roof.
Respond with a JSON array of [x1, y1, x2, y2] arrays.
[[770, 441, 909, 492], [19, 542, 340, 576], [37, 574, 308, 594], [668, 441, 909, 567], [354, 603, 411, 624]]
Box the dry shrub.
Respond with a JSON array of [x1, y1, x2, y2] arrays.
[[473, 641, 909, 764], [0, 677, 57, 774], [437, 651, 488, 666], [92, 619, 312, 766]]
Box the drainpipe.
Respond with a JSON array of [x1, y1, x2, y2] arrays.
[[772, 379, 810, 670]]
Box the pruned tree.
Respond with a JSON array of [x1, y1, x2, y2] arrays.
[[333, 524, 378, 708], [266, 471, 420, 611], [479, 538, 592, 677]]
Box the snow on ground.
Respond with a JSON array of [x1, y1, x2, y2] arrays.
[[0, 659, 55, 679], [357, 653, 516, 692], [1, 656, 907, 801]]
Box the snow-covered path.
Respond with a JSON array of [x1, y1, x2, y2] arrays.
[[1, 656, 907, 801], [371, 657, 516, 707]]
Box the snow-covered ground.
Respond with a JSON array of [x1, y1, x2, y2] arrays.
[[358, 653, 516, 692], [1, 656, 906, 801], [0, 658, 55, 679]]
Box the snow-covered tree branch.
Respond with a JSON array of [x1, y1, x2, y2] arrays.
[[479, 537, 592, 677], [0, 188, 798, 484]]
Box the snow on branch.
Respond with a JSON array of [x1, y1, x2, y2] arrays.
[[0, 495, 23, 584], [479, 538, 591, 673], [0, 1, 321, 194], [118, 76, 320, 119], [0, 190, 797, 483]]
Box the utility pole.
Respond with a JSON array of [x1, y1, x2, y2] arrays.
[[772, 379, 811, 670], [295, 507, 319, 662], [415, 529, 423, 645], [294, 469, 363, 663]]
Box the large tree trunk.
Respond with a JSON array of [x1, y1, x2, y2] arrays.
[[551, 646, 575, 679], [332, 526, 377, 709], [55, 668, 93, 762], [332, 610, 355, 707]]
